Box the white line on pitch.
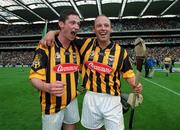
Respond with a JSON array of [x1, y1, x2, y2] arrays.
[[142, 77, 180, 96]]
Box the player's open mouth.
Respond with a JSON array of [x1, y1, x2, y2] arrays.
[[71, 31, 77, 36], [99, 32, 107, 37], [100, 34, 106, 38]]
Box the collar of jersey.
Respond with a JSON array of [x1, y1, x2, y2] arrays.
[[94, 38, 115, 51], [55, 36, 74, 50]]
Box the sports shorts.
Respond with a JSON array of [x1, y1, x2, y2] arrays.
[[42, 98, 80, 130], [81, 91, 124, 130], [165, 64, 170, 69]]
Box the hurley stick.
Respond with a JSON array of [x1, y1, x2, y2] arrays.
[[129, 38, 146, 130]]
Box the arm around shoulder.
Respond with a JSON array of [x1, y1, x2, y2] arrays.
[[40, 30, 60, 47]]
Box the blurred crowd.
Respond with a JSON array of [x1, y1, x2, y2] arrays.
[[0, 43, 37, 47], [125, 46, 180, 64], [145, 46, 180, 63], [118, 18, 179, 31], [116, 38, 180, 45], [0, 18, 179, 36], [0, 51, 34, 66]]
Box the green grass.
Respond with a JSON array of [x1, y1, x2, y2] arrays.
[[0, 67, 180, 130]]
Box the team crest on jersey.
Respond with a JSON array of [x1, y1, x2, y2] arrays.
[[53, 63, 80, 74], [64, 51, 70, 55], [55, 52, 60, 62], [98, 52, 105, 56], [31, 54, 41, 69], [85, 61, 112, 74], [89, 51, 95, 60]]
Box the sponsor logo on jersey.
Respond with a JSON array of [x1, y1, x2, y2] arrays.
[[85, 61, 112, 74], [53, 63, 80, 74]]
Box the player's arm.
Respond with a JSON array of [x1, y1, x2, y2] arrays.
[[40, 30, 87, 49], [40, 30, 60, 47], [126, 77, 142, 95], [30, 78, 65, 97]]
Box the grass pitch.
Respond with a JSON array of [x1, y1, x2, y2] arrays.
[[0, 67, 180, 130]]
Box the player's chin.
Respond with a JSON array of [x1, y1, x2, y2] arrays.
[[69, 35, 76, 41], [70, 37, 76, 41], [99, 38, 108, 43]]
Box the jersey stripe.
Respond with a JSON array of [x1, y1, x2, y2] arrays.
[[96, 47, 103, 93], [55, 43, 62, 113], [45, 47, 51, 114], [65, 51, 71, 105]]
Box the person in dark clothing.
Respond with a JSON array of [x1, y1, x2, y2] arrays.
[[170, 58, 175, 73], [156, 58, 160, 68], [144, 56, 150, 78]]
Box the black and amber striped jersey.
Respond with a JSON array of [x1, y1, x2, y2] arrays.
[[77, 38, 134, 96], [29, 36, 80, 114]]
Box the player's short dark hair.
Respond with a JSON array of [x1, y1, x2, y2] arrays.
[[59, 10, 79, 22]]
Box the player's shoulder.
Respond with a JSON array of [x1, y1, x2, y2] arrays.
[[114, 41, 124, 48], [75, 37, 92, 42], [74, 37, 93, 47], [114, 42, 125, 51]]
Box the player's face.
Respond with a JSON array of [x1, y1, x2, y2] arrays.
[[59, 15, 80, 41], [93, 16, 112, 44]]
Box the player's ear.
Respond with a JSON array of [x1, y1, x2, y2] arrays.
[[58, 21, 64, 29]]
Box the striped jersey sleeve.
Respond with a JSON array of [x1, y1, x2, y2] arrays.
[[121, 49, 135, 78]]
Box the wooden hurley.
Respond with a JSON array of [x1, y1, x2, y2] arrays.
[[129, 37, 146, 130]]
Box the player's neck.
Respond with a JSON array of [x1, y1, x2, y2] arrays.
[[98, 40, 110, 49], [58, 34, 71, 49]]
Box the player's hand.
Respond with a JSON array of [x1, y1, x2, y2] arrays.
[[127, 93, 143, 107], [133, 83, 143, 95], [39, 31, 57, 48], [45, 81, 66, 97]]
